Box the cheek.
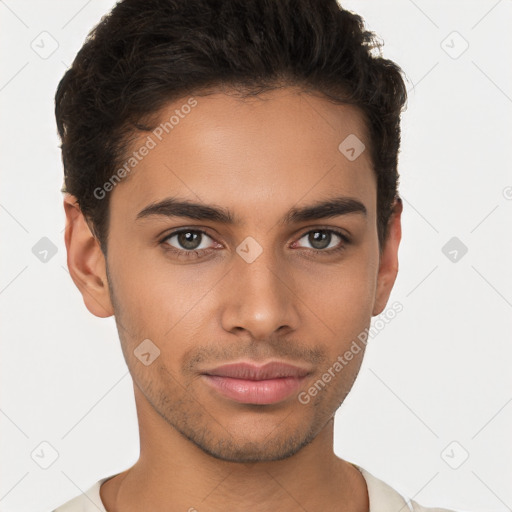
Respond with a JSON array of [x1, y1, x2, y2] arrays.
[[108, 242, 182, 311], [108, 245, 223, 347], [302, 248, 378, 335]]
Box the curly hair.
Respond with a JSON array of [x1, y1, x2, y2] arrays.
[[55, 0, 408, 255]]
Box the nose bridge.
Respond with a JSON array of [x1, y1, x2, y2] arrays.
[[237, 240, 283, 295], [220, 234, 299, 337]]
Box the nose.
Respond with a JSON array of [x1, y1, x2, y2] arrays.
[[220, 244, 300, 340]]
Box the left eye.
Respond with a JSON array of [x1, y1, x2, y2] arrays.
[[294, 229, 348, 251]]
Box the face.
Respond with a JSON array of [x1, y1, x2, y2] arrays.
[[65, 86, 401, 463]]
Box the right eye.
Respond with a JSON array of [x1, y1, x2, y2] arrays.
[[160, 229, 220, 260]]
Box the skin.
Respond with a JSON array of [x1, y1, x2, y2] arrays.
[[64, 86, 402, 512]]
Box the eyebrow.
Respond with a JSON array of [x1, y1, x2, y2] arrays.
[[135, 195, 367, 225]]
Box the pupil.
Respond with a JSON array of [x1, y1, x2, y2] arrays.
[[179, 231, 200, 250], [310, 230, 330, 250]]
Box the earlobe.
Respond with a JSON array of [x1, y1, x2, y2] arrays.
[[372, 197, 403, 316], [63, 194, 114, 318]]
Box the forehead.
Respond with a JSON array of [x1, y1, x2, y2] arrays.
[[109, 87, 376, 224]]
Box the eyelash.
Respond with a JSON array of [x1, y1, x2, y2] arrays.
[[159, 227, 350, 261]]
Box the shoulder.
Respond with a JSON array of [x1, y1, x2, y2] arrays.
[[408, 500, 459, 512], [355, 465, 460, 512], [51, 475, 113, 512]]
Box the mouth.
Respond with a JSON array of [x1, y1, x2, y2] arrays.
[[201, 361, 311, 405]]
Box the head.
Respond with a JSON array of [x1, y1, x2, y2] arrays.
[[58, 0, 407, 463]]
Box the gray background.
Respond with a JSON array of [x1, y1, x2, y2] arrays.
[[1, 1, 511, 510]]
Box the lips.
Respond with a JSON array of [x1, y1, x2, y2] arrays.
[[201, 361, 311, 405], [203, 361, 310, 380]]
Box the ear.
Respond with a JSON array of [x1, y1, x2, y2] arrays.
[[63, 194, 114, 318], [372, 197, 403, 316]]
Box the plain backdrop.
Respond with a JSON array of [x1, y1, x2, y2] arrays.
[[1, 1, 511, 511]]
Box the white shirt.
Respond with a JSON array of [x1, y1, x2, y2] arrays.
[[52, 465, 456, 511]]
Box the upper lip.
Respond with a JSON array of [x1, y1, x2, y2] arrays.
[[202, 361, 311, 380]]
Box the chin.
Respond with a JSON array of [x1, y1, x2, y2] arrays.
[[193, 433, 315, 463]]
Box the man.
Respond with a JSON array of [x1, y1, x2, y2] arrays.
[[53, 0, 455, 510]]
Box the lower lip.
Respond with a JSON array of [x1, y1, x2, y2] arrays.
[[202, 375, 307, 405]]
